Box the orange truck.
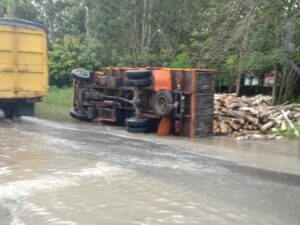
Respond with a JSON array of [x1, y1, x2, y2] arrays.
[[70, 67, 215, 138]]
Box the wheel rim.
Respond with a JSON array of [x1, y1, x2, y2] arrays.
[[157, 97, 168, 115]]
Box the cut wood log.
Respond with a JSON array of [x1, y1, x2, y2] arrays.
[[221, 108, 259, 125], [260, 121, 275, 132], [271, 128, 278, 132], [281, 109, 300, 137], [280, 120, 287, 132], [261, 104, 299, 118], [213, 93, 300, 139], [220, 121, 229, 134]]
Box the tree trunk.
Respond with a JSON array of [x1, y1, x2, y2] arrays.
[[236, 0, 258, 97], [278, 66, 288, 103], [272, 69, 278, 105], [141, 0, 147, 49], [236, 73, 243, 96]]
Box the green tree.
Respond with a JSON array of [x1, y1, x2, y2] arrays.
[[84, 0, 208, 66], [0, 0, 299, 100], [34, 0, 86, 40], [49, 35, 90, 87], [168, 53, 192, 68], [240, 0, 300, 102], [0, 0, 39, 21]]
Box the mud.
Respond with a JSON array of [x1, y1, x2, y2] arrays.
[[0, 107, 300, 225]]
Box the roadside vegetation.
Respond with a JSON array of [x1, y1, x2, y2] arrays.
[[292, 97, 300, 104], [274, 126, 300, 139], [280, 97, 300, 139], [0, 0, 299, 103], [43, 87, 73, 107], [0, 0, 300, 137]]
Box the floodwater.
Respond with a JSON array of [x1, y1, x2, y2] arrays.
[[0, 104, 300, 225]]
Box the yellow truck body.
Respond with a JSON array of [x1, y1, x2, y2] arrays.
[[0, 18, 48, 118]]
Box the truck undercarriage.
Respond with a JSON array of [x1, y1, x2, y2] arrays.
[[70, 67, 215, 138]]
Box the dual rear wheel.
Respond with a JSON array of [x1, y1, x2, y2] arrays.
[[126, 70, 152, 87], [126, 117, 151, 133], [3, 107, 19, 120]]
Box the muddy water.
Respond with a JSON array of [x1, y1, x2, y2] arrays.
[[0, 107, 300, 225]]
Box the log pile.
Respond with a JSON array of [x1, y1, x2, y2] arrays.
[[214, 94, 300, 140]]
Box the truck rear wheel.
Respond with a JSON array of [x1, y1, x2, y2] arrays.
[[126, 70, 152, 79], [125, 117, 150, 127], [127, 78, 152, 87], [3, 107, 19, 120], [126, 117, 152, 133], [127, 126, 150, 134]]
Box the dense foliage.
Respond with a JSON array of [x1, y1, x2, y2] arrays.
[[0, 0, 299, 102], [48, 36, 91, 87]]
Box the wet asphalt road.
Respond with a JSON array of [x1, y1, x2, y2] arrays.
[[0, 116, 300, 225]]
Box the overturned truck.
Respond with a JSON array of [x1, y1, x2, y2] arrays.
[[70, 67, 215, 138]]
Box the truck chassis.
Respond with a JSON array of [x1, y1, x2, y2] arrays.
[[71, 67, 215, 138]]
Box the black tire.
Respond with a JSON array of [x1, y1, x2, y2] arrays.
[[126, 117, 150, 128], [126, 70, 152, 79], [127, 126, 149, 134], [4, 108, 19, 120], [71, 68, 91, 82], [127, 78, 152, 87], [3, 108, 11, 118], [153, 91, 174, 116], [70, 108, 90, 121]]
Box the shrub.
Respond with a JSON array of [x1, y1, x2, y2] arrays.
[[168, 53, 192, 68], [49, 35, 92, 87]]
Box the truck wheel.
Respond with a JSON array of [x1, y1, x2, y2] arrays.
[[127, 78, 152, 87], [127, 126, 149, 133], [71, 68, 91, 82], [153, 91, 173, 116], [126, 70, 152, 79], [3, 108, 10, 118], [126, 117, 150, 128], [4, 108, 19, 120], [70, 108, 91, 121]]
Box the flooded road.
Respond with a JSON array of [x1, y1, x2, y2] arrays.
[[0, 106, 300, 225]]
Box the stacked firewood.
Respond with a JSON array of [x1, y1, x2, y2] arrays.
[[214, 94, 300, 140]]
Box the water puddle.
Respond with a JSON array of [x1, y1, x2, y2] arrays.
[[0, 107, 299, 225]]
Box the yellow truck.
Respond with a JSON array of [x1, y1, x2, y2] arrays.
[[0, 18, 48, 119]]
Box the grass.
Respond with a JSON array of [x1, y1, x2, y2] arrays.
[[283, 97, 300, 139], [42, 86, 73, 107], [274, 126, 300, 139], [274, 97, 300, 139]]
